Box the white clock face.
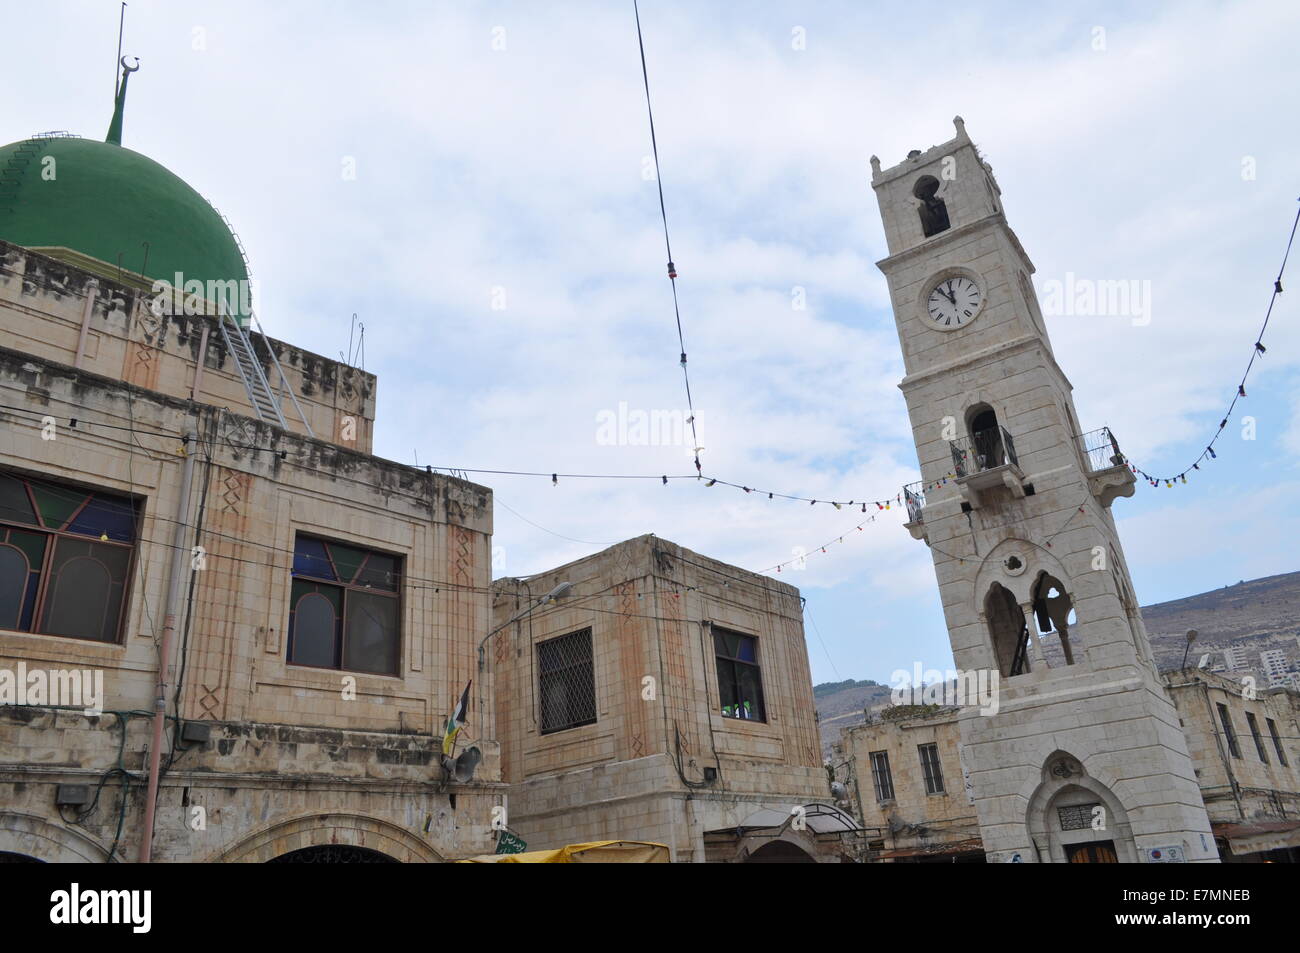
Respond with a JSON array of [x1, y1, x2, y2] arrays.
[[926, 276, 983, 330]]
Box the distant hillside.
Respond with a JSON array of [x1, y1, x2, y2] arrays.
[[1140, 572, 1300, 671], [815, 571, 1300, 757]]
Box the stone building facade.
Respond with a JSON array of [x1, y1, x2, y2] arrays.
[[832, 707, 982, 862], [873, 118, 1217, 862], [491, 536, 858, 863], [0, 236, 503, 863], [1164, 668, 1300, 860]]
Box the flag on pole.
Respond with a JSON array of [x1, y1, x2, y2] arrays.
[[442, 680, 472, 757]]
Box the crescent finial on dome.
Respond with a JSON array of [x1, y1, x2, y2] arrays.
[[105, 55, 140, 146]]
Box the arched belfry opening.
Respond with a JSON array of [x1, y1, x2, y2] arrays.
[[1030, 572, 1080, 666], [913, 175, 950, 237], [966, 404, 1008, 470], [985, 582, 1030, 677]]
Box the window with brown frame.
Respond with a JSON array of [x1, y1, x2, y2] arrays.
[[714, 628, 766, 722], [0, 472, 139, 643], [288, 534, 402, 676]]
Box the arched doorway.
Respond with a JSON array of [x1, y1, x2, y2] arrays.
[[745, 840, 816, 863], [1026, 752, 1138, 863], [0, 851, 43, 863], [267, 845, 399, 863], [216, 812, 444, 863]]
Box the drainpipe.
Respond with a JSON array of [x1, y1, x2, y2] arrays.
[[139, 431, 196, 863], [73, 279, 100, 369]]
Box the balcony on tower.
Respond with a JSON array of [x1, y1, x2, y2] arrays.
[[1078, 426, 1136, 506], [948, 423, 1027, 509], [902, 480, 928, 540]]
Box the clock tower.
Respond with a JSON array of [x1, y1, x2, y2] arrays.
[[872, 118, 1218, 862]]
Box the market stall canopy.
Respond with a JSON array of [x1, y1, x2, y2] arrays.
[[457, 840, 670, 863]]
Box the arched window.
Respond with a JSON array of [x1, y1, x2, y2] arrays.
[[967, 405, 1008, 470], [289, 591, 340, 669], [1031, 571, 1079, 666], [913, 175, 950, 237], [0, 544, 29, 629], [41, 555, 113, 641], [986, 583, 1029, 677]]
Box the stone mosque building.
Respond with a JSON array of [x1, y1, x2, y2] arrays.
[[0, 60, 1239, 863], [0, 59, 854, 863]]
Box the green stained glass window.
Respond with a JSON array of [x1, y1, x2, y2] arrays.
[[30, 483, 88, 530], [0, 476, 37, 526]]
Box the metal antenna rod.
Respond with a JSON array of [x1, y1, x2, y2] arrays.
[[115, 3, 127, 96]]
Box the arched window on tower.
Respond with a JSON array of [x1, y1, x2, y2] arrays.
[[961, 404, 1013, 472], [913, 175, 950, 237], [1031, 572, 1080, 666], [986, 583, 1030, 677]]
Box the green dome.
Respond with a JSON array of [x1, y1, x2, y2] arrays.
[[0, 134, 249, 308]]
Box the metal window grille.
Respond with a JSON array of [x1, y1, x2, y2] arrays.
[[1057, 803, 1101, 831], [538, 628, 596, 734], [1246, 713, 1270, 763], [870, 750, 895, 802], [918, 743, 945, 794], [1217, 703, 1242, 759], [1267, 719, 1289, 766]]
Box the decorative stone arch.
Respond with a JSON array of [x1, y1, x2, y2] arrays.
[[214, 812, 444, 864], [974, 538, 1082, 674], [0, 812, 113, 863], [1025, 751, 1138, 863]]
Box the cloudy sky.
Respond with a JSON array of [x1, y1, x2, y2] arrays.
[[7, 0, 1299, 684]]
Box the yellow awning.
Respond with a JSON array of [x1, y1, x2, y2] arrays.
[[457, 840, 670, 863]]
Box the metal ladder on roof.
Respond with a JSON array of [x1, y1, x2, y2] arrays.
[[217, 305, 287, 428], [216, 304, 315, 439]]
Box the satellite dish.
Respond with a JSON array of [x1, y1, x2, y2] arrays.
[[450, 746, 481, 784]]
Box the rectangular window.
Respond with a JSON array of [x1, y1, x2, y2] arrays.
[[1217, 703, 1241, 759], [537, 628, 596, 734], [1245, 712, 1269, 763], [0, 471, 138, 643], [869, 750, 895, 802], [714, 628, 766, 722], [288, 534, 401, 675], [1267, 718, 1288, 766], [919, 742, 946, 794]]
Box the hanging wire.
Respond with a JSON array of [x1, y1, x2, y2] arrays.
[[1128, 199, 1299, 486], [634, 0, 703, 476]]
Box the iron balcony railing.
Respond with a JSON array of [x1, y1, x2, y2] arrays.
[[903, 481, 926, 523], [950, 426, 1018, 478], [1078, 426, 1126, 473]]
